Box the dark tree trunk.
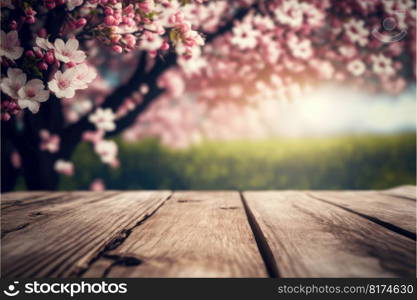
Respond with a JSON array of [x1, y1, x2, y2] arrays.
[[19, 146, 59, 190], [1, 138, 20, 192], [0, 6, 251, 192]]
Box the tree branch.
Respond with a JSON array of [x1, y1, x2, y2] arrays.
[[110, 5, 253, 135], [58, 51, 150, 158], [58, 5, 254, 158], [38, 6, 68, 133]]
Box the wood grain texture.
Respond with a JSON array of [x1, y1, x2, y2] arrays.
[[1, 191, 171, 278], [84, 191, 267, 278], [308, 191, 416, 236], [2, 192, 114, 238], [243, 191, 416, 277], [2, 189, 415, 278], [1, 191, 49, 204], [381, 186, 416, 201]]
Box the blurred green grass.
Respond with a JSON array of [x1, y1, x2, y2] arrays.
[[60, 133, 416, 190]]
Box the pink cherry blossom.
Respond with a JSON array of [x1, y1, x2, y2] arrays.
[[39, 129, 60, 153], [343, 19, 369, 47], [94, 140, 118, 165], [0, 68, 27, 99], [89, 108, 116, 132], [54, 160, 74, 176], [301, 2, 325, 28], [71, 63, 97, 90], [347, 59, 366, 77], [139, 32, 164, 51], [11, 151, 21, 169], [35, 37, 54, 51], [48, 69, 77, 99], [67, 0, 83, 11], [65, 97, 93, 123], [82, 130, 105, 144], [0, 30, 23, 60], [288, 35, 313, 60], [1, 0, 416, 190], [338, 45, 357, 59], [383, 0, 414, 15], [54, 38, 86, 64], [157, 69, 185, 98], [90, 179, 105, 191], [274, 0, 304, 28], [231, 22, 260, 50], [17, 79, 50, 113], [371, 54, 395, 77]]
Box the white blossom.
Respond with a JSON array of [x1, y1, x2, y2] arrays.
[[35, 37, 54, 51], [0, 68, 27, 99], [71, 63, 97, 90], [67, 0, 83, 11], [54, 160, 74, 176], [274, 0, 303, 28], [288, 35, 313, 60], [231, 23, 260, 50], [94, 140, 118, 164], [54, 38, 86, 64], [344, 19, 369, 47], [17, 79, 50, 113], [347, 59, 366, 77], [48, 69, 77, 99], [0, 30, 23, 60], [89, 108, 116, 132], [371, 54, 395, 76]]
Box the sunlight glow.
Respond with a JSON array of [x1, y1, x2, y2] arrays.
[[259, 85, 416, 137]]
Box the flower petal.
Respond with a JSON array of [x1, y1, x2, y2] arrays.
[[54, 39, 65, 52], [66, 38, 79, 52]]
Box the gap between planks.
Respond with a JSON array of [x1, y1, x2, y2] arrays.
[[241, 192, 415, 277], [84, 191, 268, 278], [1, 191, 172, 277], [84, 190, 416, 278], [307, 192, 416, 241], [2, 189, 415, 278], [75, 192, 173, 277], [239, 191, 280, 278]]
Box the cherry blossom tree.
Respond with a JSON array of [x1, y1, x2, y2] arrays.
[[1, 0, 416, 191]]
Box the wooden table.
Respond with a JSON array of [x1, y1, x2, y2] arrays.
[[1, 186, 416, 278]]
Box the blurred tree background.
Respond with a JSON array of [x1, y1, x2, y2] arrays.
[[3, 1, 416, 192], [36, 132, 415, 191]]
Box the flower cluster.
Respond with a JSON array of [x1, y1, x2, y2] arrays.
[[1, 67, 49, 114], [125, 0, 416, 148], [39, 129, 61, 153], [1, 0, 205, 120], [77, 0, 206, 57], [2, 0, 416, 181], [84, 108, 119, 167], [179, 0, 416, 107], [54, 159, 74, 176]]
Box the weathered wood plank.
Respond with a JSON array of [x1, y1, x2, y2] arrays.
[[1, 191, 171, 278], [381, 186, 416, 201], [308, 191, 416, 236], [2, 191, 90, 207], [1, 192, 118, 238], [243, 191, 416, 277], [84, 191, 267, 278], [1, 191, 49, 204]]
